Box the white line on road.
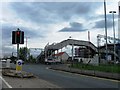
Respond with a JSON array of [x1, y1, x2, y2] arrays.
[[0, 76, 12, 88]]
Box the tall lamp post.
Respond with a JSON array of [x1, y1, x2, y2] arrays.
[[104, 0, 108, 61], [109, 11, 116, 63], [25, 37, 30, 60]]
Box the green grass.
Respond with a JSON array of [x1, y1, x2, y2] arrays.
[[71, 63, 120, 73]]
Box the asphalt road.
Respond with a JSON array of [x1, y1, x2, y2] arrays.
[[11, 63, 119, 88]]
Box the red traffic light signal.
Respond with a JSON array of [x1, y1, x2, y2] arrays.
[[12, 29, 24, 44], [17, 31, 20, 35], [16, 31, 20, 43]]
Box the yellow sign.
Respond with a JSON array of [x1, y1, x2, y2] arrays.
[[16, 60, 22, 73], [16, 65, 22, 71]]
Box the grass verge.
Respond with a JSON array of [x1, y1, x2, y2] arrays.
[[71, 63, 120, 73]]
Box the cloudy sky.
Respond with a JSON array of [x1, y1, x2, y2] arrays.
[[0, 0, 119, 57]]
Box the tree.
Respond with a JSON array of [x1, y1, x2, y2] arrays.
[[19, 47, 29, 61], [28, 55, 36, 63]]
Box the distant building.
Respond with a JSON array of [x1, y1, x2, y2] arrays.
[[99, 43, 120, 63], [74, 46, 95, 58], [53, 52, 69, 62]]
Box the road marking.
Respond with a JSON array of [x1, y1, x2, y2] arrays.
[[0, 76, 12, 88], [49, 68, 120, 83]]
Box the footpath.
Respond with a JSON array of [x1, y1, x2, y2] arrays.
[[49, 64, 120, 81]]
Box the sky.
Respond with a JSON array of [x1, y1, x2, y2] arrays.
[[0, 0, 119, 57]]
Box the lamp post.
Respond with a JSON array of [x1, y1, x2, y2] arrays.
[[109, 11, 116, 63], [25, 37, 30, 60], [104, 0, 108, 61]]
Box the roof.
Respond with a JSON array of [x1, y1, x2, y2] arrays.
[[54, 52, 65, 56]]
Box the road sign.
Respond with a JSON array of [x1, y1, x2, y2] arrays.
[[16, 60, 22, 73]]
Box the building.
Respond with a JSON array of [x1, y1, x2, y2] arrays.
[[99, 43, 120, 64], [53, 52, 69, 62], [74, 46, 95, 58]]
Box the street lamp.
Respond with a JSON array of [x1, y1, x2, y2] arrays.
[[25, 37, 30, 60], [109, 11, 116, 63]]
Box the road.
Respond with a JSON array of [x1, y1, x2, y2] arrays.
[[0, 62, 11, 89], [10, 63, 119, 88]]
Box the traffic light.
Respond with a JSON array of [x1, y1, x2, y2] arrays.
[[16, 31, 20, 43], [12, 29, 24, 44]]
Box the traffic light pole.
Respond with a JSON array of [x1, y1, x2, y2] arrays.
[[17, 43, 19, 60], [12, 28, 24, 61]]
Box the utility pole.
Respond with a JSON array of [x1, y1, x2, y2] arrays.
[[104, 0, 108, 61], [109, 11, 116, 63]]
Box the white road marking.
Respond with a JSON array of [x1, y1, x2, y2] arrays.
[[0, 76, 12, 88]]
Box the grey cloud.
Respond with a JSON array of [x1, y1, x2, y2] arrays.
[[59, 22, 87, 32], [2, 24, 43, 40], [89, 14, 118, 21], [93, 19, 115, 29], [70, 22, 83, 28], [2, 24, 43, 48], [9, 2, 103, 23]]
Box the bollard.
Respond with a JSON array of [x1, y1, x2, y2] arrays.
[[16, 60, 23, 73], [6, 59, 11, 68]]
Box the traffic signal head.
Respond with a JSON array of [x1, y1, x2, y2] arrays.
[[16, 31, 21, 43], [12, 30, 24, 44]]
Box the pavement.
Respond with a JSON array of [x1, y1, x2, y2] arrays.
[[49, 64, 120, 80], [2, 75, 59, 88]]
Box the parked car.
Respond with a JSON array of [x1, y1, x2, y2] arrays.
[[45, 58, 54, 65], [45, 58, 61, 65]]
